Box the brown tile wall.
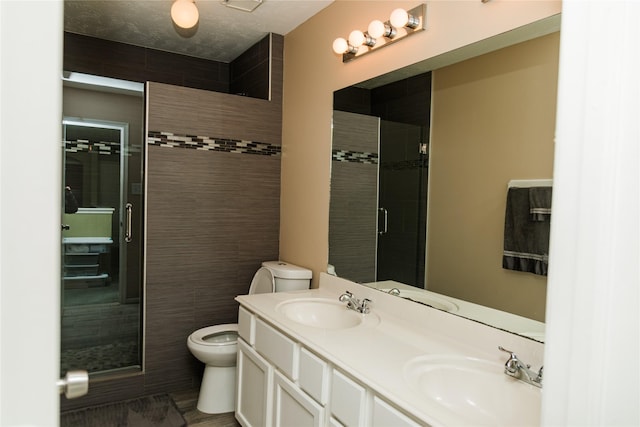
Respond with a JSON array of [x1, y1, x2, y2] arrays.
[[144, 145, 281, 394], [230, 35, 269, 99], [64, 32, 230, 93], [329, 111, 379, 282], [146, 81, 281, 146]]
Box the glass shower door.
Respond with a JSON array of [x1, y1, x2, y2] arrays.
[[61, 118, 142, 375], [376, 119, 428, 288]]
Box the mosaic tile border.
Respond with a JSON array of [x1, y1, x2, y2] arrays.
[[332, 149, 378, 164], [65, 139, 120, 155], [147, 131, 281, 157], [64, 140, 142, 156]]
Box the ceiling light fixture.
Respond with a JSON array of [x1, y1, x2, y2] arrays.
[[332, 4, 426, 63], [171, 0, 199, 29]]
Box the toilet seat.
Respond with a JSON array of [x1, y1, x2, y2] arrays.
[[248, 267, 275, 294], [189, 324, 238, 346]]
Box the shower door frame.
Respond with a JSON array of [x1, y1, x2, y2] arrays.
[[62, 117, 130, 307]]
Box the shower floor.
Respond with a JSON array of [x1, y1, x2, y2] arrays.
[[60, 340, 140, 373], [61, 302, 141, 374], [63, 280, 119, 306]]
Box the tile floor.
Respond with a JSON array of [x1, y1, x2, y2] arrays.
[[170, 389, 240, 427]]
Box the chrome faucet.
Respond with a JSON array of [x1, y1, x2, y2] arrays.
[[339, 291, 372, 314], [498, 346, 543, 388]]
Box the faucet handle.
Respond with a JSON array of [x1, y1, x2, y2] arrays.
[[339, 291, 353, 302], [498, 346, 515, 355], [498, 346, 525, 363], [498, 346, 518, 360], [498, 346, 522, 373], [360, 298, 372, 314]]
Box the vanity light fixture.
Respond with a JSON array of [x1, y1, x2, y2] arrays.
[[171, 0, 199, 29], [332, 4, 426, 63]]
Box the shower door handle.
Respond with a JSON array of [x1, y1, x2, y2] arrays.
[[57, 370, 88, 399], [378, 207, 388, 235], [125, 203, 133, 243]]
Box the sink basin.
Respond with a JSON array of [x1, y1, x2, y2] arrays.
[[403, 354, 541, 426], [277, 298, 372, 330], [381, 289, 459, 313]]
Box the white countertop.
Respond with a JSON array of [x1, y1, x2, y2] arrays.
[[236, 273, 544, 426]]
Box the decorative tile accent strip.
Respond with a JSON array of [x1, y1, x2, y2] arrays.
[[65, 139, 121, 155], [332, 149, 378, 164], [147, 131, 281, 157]]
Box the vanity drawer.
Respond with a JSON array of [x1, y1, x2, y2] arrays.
[[255, 317, 299, 380], [298, 347, 330, 405], [238, 306, 255, 344], [330, 369, 367, 426]]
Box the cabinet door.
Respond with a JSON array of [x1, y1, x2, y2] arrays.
[[372, 396, 423, 427], [330, 369, 367, 426], [299, 347, 330, 405], [273, 370, 324, 427], [236, 338, 272, 427]]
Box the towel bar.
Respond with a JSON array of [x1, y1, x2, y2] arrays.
[[507, 179, 552, 189]]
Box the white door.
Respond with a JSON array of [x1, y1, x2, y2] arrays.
[[0, 1, 63, 425]]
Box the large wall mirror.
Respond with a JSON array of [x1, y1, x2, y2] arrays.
[[329, 16, 561, 342]]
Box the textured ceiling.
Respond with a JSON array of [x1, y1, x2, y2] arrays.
[[64, 0, 333, 63]]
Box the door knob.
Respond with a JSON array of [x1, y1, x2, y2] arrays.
[[61, 224, 70, 231], [57, 370, 88, 399]]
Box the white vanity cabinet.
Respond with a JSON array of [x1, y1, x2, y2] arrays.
[[236, 339, 272, 427], [236, 305, 422, 427]]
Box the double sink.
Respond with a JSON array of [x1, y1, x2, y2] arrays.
[[275, 297, 541, 426]]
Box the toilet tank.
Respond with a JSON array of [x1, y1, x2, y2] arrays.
[[262, 261, 312, 292]]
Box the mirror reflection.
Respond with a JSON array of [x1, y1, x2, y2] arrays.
[[329, 29, 560, 342]]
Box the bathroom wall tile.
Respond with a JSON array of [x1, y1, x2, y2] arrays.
[[147, 82, 282, 146], [230, 34, 270, 99], [144, 136, 281, 394], [64, 32, 230, 93], [329, 161, 378, 283]]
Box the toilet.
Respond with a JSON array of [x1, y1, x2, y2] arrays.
[[187, 261, 312, 414]]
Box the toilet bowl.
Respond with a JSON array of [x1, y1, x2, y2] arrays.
[[187, 261, 312, 414]]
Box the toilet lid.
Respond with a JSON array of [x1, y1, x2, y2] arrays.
[[248, 267, 275, 294]]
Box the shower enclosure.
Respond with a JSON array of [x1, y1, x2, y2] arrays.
[[61, 75, 144, 376], [329, 113, 428, 287]]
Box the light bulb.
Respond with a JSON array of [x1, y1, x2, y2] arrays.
[[389, 8, 409, 28], [348, 30, 365, 47], [332, 38, 349, 54], [367, 20, 385, 39], [171, 0, 199, 29]]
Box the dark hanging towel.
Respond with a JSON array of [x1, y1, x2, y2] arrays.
[[502, 187, 552, 276]]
